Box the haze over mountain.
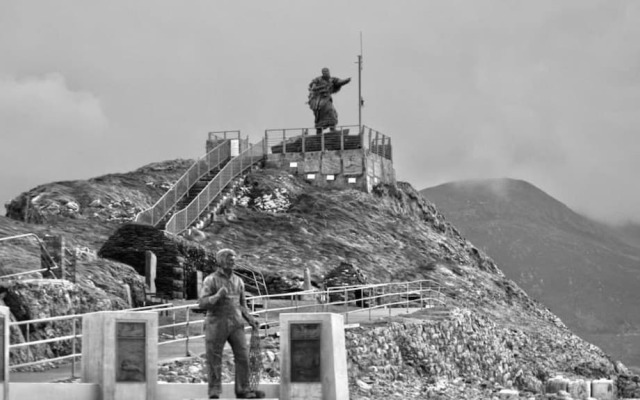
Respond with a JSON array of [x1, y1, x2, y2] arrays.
[[421, 178, 640, 366]]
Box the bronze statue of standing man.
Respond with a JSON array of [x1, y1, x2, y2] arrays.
[[198, 249, 264, 399], [308, 67, 351, 134]]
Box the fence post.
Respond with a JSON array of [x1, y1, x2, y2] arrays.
[[340, 129, 344, 151], [368, 287, 372, 321], [302, 129, 307, 154], [344, 287, 348, 324], [321, 130, 325, 153], [283, 130, 287, 154], [71, 318, 77, 378], [185, 307, 191, 356], [406, 282, 409, 312]]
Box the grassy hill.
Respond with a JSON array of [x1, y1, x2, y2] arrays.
[[421, 178, 640, 366]]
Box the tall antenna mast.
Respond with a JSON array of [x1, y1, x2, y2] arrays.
[[358, 32, 363, 133]]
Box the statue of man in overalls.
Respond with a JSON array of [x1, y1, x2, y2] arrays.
[[199, 249, 264, 399]]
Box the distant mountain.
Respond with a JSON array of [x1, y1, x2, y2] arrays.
[[421, 178, 640, 362], [615, 222, 640, 249]]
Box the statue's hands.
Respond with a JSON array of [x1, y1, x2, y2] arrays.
[[217, 287, 228, 298], [248, 316, 260, 330]]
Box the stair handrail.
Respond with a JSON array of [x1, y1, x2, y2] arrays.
[[135, 140, 232, 227], [165, 139, 265, 235], [0, 233, 61, 279]]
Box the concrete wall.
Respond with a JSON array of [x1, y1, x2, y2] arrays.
[[265, 149, 395, 193], [7, 383, 280, 400]]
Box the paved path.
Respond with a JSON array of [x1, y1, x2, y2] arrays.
[[10, 306, 423, 382]]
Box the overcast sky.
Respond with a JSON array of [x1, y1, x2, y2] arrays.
[[1, 1, 639, 224]]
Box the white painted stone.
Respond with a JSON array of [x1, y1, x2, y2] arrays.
[[591, 379, 614, 400], [546, 376, 569, 394], [568, 379, 591, 400], [498, 388, 519, 399]]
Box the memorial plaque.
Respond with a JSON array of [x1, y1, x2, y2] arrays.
[[290, 323, 321, 382], [0, 316, 4, 382], [116, 321, 146, 382]]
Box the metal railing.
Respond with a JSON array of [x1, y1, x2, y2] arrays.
[[264, 125, 392, 161], [8, 302, 174, 374], [0, 233, 60, 279], [8, 279, 445, 377], [265, 125, 362, 155], [135, 139, 233, 227], [164, 139, 266, 235], [364, 126, 392, 161], [208, 130, 240, 141]]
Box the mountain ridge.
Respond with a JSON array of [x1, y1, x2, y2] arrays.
[[421, 177, 640, 366]]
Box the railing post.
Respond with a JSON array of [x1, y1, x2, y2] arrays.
[[302, 129, 307, 154], [344, 287, 348, 324], [172, 310, 176, 339], [406, 282, 409, 312], [185, 307, 191, 356], [368, 287, 372, 321], [283, 130, 287, 154], [321, 130, 325, 153], [340, 129, 345, 151], [71, 318, 77, 378]]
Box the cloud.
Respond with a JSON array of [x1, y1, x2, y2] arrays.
[[0, 73, 108, 204]]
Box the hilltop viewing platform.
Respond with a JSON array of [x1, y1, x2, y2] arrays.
[[261, 125, 395, 193]]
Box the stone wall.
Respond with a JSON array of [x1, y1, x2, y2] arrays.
[[345, 308, 620, 396], [3, 279, 127, 368], [98, 223, 181, 297], [265, 148, 395, 193]]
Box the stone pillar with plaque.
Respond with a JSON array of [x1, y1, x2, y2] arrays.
[[0, 306, 9, 400], [82, 311, 158, 400], [279, 313, 348, 400]]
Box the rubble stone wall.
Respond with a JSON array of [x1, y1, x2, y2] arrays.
[[345, 308, 619, 395], [265, 149, 375, 192], [98, 223, 181, 297]]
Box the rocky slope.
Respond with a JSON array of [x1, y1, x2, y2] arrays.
[[3, 161, 639, 398], [421, 178, 640, 368]]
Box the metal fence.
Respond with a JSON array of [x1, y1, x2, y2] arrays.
[[9, 303, 174, 375], [164, 139, 266, 235], [134, 138, 232, 227], [0, 233, 60, 280], [265, 125, 362, 155], [8, 279, 445, 377], [264, 125, 392, 161], [363, 126, 392, 161]]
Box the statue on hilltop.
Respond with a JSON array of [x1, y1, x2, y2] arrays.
[[308, 67, 351, 134]]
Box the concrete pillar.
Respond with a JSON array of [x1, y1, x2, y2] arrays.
[[123, 284, 132, 308], [545, 376, 569, 394], [0, 306, 9, 400], [144, 251, 157, 295], [82, 311, 158, 400], [41, 235, 65, 279], [591, 379, 614, 400], [279, 313, 348, 400], [568, 379, 591, 400], [303, 268, 312, 291], [196, 271, 204, 298]]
